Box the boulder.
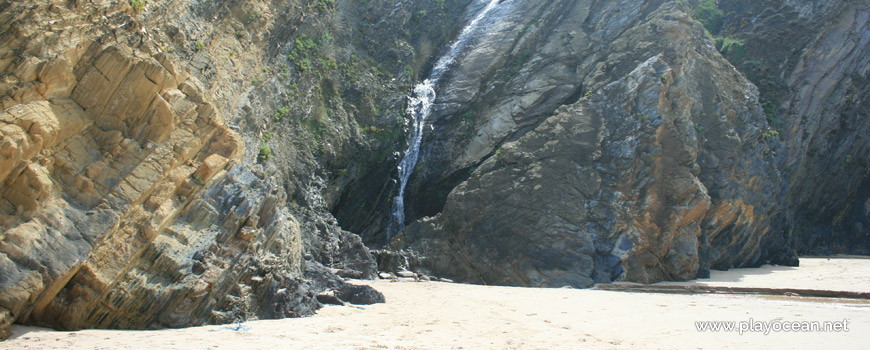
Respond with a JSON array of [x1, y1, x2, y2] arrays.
[[336, 284, 385, 305], [0, 307, 12, 340]]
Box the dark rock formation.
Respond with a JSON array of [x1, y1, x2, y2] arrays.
[[399, 47, 793, 286], [335, 284, 385, 305], [708, 0, 870, 255], [380, 0, 869, 287], [390, 0, 797, 287]]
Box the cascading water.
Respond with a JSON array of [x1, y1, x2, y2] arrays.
[[386, 0, 505, 241]]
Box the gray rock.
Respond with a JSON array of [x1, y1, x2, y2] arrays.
[[396, 270, 417, 278], [714, 0, 870, 256], [316, 291, 344, 306], [336, 284, 386, 305], [395, 2, 796, 287]]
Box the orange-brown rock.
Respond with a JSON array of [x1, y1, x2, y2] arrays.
[[0, 0, 372, 336]]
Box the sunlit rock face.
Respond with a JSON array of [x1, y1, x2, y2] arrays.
[[0, 0, 380, 334]]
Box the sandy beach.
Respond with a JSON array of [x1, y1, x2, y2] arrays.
[[2, 257, 867, 349]]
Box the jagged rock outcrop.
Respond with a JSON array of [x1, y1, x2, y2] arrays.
[[400, 0, 678, 230], [0, 0, 382, 336], [391, 1, 796, 287]]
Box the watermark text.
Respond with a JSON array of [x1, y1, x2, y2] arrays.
[[695, 319, 849, 335]]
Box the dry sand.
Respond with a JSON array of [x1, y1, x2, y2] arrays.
[[660, 256, 870, 293], [2, 257, 868, 349]]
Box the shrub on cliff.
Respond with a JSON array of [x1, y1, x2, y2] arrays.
[[130, 0, 146, 13], [694, 0, 724, 35]]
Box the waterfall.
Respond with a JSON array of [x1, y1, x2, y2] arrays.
[[386, 0, 505, 241]]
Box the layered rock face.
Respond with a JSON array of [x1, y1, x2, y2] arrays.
[[0, 0, 381, 335], [0, 0, 867, 339], [389, 0, 796, 287], [710, 0, 870, 255]]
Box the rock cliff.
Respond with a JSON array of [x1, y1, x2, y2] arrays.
[[705, 0, 870, 255], [391, 1, 795, 287], [1, 0, 867, 339], [380, 0, 867, 287], [0, 0, 418, 334]]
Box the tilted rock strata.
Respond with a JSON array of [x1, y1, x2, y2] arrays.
[[0, 0, 376, 335], [398, 2, 795, 287], [755, 1, 870, 255], [402, 0, 681, 228], [689, 0, 870, 255]]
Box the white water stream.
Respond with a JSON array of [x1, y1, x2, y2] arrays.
[[386, 0, 506, 241]]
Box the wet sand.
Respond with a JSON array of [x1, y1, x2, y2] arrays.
[[2, 258, 867, 349]]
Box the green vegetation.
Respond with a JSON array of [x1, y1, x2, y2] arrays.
[[715, 36, 746, 64], [691, 1, 747, 65], [403, 65, 415, 79], [762, 129, 780, 140], [273, 107, 290, 121], [303, 118, 326, 140], [258, 141, 272, 162], [130, 0, 146, 13], [370, 65, 386, 78], [192, 176, 204, 185], [412, 10, 428, 23], [289, 34, 316, 71], [307, 0, 335, 12], [362, 125, 384, 134], [248, 12, 263, 24], [195, 41, 205, 51], [761, 98, 782, 129], [288, 34, 336, 76], [715, 36, 745, 52], [690, 1, 791, 133], [693, 0, 724, 35]]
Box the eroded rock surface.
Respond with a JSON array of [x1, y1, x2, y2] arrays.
[[0, 0, 867, 340], [711, 0, 870, 255], [393, 1, 795, 287], [0, 0, 378, 336]]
